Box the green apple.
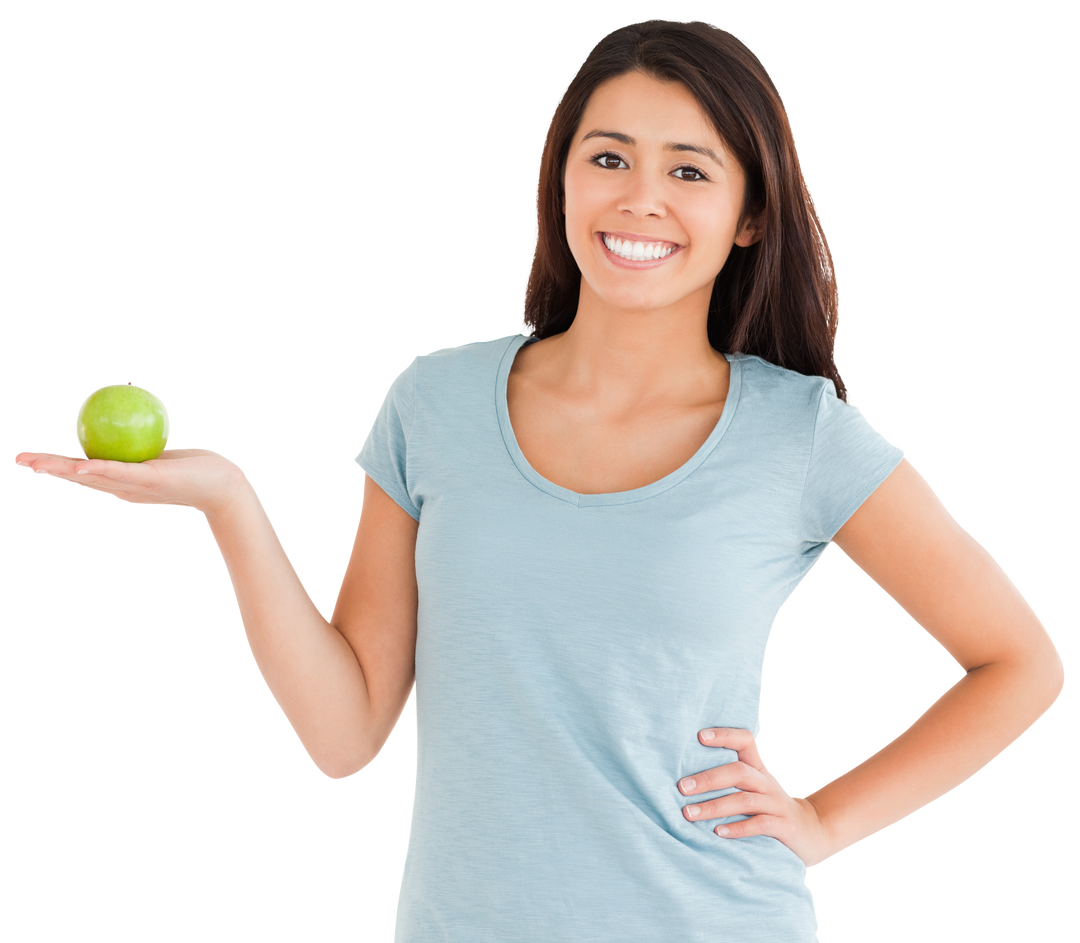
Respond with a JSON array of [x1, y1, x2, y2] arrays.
[[77, 384, 169, 462]]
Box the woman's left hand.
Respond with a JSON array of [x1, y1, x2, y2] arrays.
[[679, 727, 833, 867]]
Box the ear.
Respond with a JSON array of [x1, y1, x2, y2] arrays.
[[734, 213, 765, 248]]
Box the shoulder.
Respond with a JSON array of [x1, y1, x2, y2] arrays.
[[728, 352, 836, 427], [412, 328, 522, 362], [729, 352, 834, 397], [398, 335, 524, 427], [386, 332, 524, 395]]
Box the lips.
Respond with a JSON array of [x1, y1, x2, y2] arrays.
[[600, 230, 682, 266], [602, 233, 679, 261]]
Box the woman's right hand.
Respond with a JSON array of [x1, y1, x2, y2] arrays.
[[15, 450, 246, 516]]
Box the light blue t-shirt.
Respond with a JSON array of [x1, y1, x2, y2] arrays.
[[357, 334, 903, 943]]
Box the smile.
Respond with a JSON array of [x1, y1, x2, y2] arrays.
[[600, 232, 682, 268], [601, 232, 680, 263]]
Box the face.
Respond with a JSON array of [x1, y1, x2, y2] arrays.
[[563, 70, 760, 316]]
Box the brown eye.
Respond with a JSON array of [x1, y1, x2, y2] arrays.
[[593, 152, 628, 170], [673, 166, 705, 181]]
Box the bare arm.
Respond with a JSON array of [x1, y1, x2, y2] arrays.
[[805, 458, 1063, 856], [677, 458, 1064, 864], [331, 474, 419, 774], [16, 450, 418, 778], [207, 471, 418, 778], [203, 475, 375, 777]]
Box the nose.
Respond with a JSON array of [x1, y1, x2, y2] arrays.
[[616, 168, 667, 219]]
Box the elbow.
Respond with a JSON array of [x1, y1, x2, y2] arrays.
[[1046, 652, 1065, 705], [1022, 645, 1065, 716], [312, 736, 382, 780], [1045, 656, 1062, 708], [972, 644, 1064, 719], [316, 752, 371, 780], [317, 764, 365, 782]]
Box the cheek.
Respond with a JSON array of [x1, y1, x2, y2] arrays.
[[683, 198, 742, 265], [563, 171, 601, 227], [562, 177, 607, 259]]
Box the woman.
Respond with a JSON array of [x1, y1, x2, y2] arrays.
[[17, 20, 1063, 942]]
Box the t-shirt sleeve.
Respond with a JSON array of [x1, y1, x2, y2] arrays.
[[797, 382, 903, 549], [355, 358, 421, 521]]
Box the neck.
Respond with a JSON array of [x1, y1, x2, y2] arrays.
[[541, 277, 726, 407]]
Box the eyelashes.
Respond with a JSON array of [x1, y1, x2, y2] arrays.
[[589, 150, 709, 182]]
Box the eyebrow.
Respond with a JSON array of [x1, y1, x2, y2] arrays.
[[581, 130, 725, 166]]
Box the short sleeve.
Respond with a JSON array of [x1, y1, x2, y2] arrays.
[[356, 359, 421, 521], [797, 382, 903, 549]]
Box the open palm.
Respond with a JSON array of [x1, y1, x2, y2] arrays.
[[15, 449, 243, 515]]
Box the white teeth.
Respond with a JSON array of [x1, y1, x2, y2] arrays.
[[603, 235, 675, 261]]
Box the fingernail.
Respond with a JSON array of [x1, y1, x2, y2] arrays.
[[680, 778, 696, 793], [35, 468, 49, 474], [76, 469, 88, 475], [716, 826, 729, 836], [16, 460, 29, 466], [701, 730, 715, 741], [686, 806, 700, 818]]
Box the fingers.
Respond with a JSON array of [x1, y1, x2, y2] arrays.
[[18, 456, 86, 479], [679, 727, 774, 831], [679, 756, 770, 824], [698, 726, 764, 770], [73, 458, 154, 481], [677, 727, 765, 798], [16, 452, 84, 469], [17, 451, 163, 502], [697, 727, 761, 766], [712, 813, 784, 839], [19, 452, 153, 480], [681, 780, 775, 826], [19, 448, 236, 511], [679, 759, 764, 797], [676, 727, 815, 861]]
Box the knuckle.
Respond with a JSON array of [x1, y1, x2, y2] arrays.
[[739, 815, 762, 835]]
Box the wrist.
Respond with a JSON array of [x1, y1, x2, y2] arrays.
[[200, 461, 252, 522]]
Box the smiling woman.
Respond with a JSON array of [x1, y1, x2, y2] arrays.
[[527, 23, 842, 398], [564, 74, 756, 314], [354, 22, 1059, 940], [14, 12, 1062, 941]]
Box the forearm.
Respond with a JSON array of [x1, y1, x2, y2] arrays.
[[205, 474, 374, 776], [806, 654, 1063, 861]]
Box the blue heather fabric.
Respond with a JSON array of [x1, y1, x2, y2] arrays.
[[357, 334, 904, 943]]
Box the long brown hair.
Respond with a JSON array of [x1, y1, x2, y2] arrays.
[[524, 20, 846, 400]]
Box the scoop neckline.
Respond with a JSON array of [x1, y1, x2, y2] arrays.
[[495, 334, 743, 508]]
